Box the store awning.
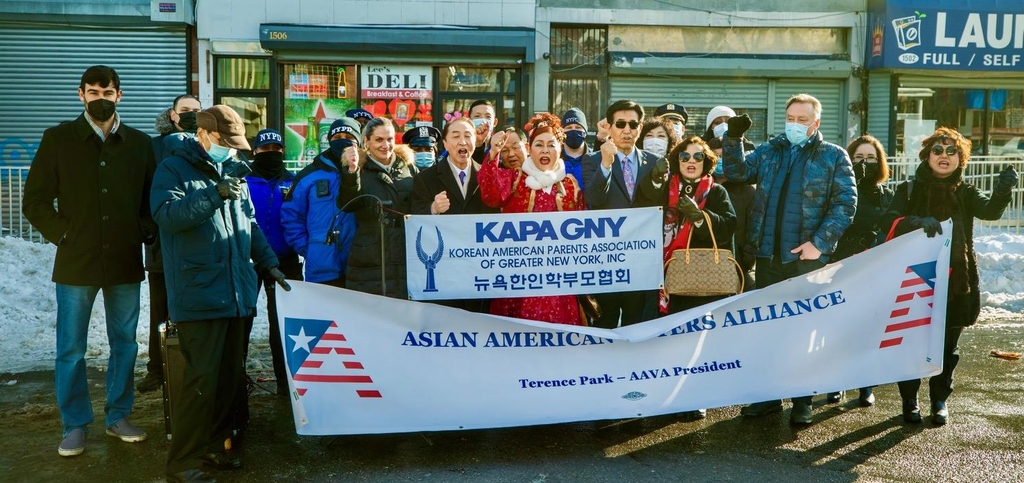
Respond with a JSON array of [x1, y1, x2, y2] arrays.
[[259, 24, 536, 63], [866, 0, 1024, 72]]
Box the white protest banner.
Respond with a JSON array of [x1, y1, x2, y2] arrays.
[[403, 207, 664, 300], [278, 224, 950, 435]]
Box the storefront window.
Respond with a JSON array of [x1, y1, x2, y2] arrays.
[[215, 57, 271, 142], [216, 58, 270, 90], [358, 65, 433, 134], [282, 63, 357, 162], [438, 66, 519, 129], [220, 96, 266, 141], [895, 87, 1024, 156]]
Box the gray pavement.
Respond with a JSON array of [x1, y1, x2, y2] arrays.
[[1, 322, 1022, 482]]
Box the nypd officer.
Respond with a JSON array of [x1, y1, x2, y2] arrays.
[[345, 108, 374, 129], [654, 103, 689, 139], [403, 125, 442, 170]]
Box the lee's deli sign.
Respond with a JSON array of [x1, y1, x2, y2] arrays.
[[360, 65, 432, 100], [867, 1, 1024, 71]]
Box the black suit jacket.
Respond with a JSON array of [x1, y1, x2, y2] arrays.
[[582, 148, 661, 209], [411, 157, 497, 215]]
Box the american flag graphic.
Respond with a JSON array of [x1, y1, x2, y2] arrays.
[[879, 261, 937, 349], [284, 317, 381, 398]]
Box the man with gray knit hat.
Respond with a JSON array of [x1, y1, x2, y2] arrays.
[[152, 105, 290, 482], [561, 107, 590, 190]]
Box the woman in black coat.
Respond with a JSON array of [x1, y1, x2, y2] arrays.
[[829, 135, 895, 407], [337, 117, 418, 299], [880, 127, 1017, 425]]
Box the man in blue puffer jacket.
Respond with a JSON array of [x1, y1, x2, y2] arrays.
[[246, 128, 302, 397], [721, 94, 857, 426], [281, 118, 358, 287], [152, 106, 290, 482]]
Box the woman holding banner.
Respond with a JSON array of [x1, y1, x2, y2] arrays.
[[880, 127, 1017, 425], [636, 136, 736, 422], [479, 113, 586, 325]]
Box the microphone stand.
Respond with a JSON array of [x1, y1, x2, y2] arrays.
[[331, 193, 393, 297]]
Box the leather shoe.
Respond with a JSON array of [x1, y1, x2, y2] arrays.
[[932, 401, 949, 426], [902, 399, 922, 423], [826, 391, 845, 404], [858, 387, 875, 407], [200, 452, 242, 470], [740, 400, 783, 417], [166, 468, 216, 483], [790, 401, 813, 425]]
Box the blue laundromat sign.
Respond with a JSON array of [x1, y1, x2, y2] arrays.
[[867, 1, 1024, 71]]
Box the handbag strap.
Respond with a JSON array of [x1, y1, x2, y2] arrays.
[[684, 210, 718, 263]]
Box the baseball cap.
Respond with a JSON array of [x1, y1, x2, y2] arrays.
[[196, 105, 250, 151], [253, 129, 284, 149]]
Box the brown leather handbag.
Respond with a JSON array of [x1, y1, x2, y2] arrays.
[[664, 211, 745, 297]]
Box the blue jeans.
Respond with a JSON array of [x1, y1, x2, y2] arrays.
[[55, 283, 141, 435]]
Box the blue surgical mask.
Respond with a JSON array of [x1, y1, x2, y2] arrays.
[[714, 162, 724, 177], [330, 139, 356, 158], [785, 122, 811, 146], [204, 133, 236, 164], [564, 130, 586, 150], [414, 151, 435, 168], [471, 118, 489, 130]]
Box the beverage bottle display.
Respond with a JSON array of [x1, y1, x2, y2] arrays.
[[304, 116, 318, 161]]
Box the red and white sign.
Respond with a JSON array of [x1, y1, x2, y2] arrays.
[[360, 65, 432, 100]]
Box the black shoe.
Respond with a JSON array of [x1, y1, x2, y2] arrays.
[[902, 399, 922, 423], [931, 401, 948, 425], [790, 401, 813, 425], [858, 387, 875, 407], [826, 391, 845, 404], [679, 409, 707, 421], [137, 372, 164, 393], [741, 400, 783, 417], [200, 452, 242, 471], [166, 468, 216, 483]]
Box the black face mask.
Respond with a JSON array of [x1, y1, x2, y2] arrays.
[[86, 99, 116, 122], [252, 151, 285, 179], [861, 164, 880, 185], [176, 111, 198, 133]]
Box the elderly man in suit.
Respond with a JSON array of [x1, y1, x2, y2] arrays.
[[582, 99, 663, 328]]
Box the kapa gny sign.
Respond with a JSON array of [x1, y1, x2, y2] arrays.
[[870, 7, 1024, 71]]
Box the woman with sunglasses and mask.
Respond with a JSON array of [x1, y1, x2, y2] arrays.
[[479, 113, 586, 325], [880, 127, 1017, 426], [636, 135, 736, 421]]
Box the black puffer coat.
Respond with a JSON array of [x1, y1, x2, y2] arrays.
[[880, 164, 1010, 328], [337, 146, 418, 298], [833, 181, 894, 261]]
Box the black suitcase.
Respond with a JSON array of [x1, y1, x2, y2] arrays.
[[159, 321, 184, 441]]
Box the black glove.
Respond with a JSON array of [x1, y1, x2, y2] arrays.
[[267, 267, 292, 291], [907, 216, 942, 238], [995, 164, 1018, 196], [852, 161, 865, 183], [216, 178, 242, 200], [676, 196, 704, 223], [726, 114, 751, 139], [652, 156, 669, 179]]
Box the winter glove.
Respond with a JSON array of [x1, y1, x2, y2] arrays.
[[676, 196, 704, 223], [994, 164, 1019, 197], [907, 216, 942, 238], [266, 267, 292, 291], [216, 178, 242, 201], [652, 155, 670, 180], [726, 114, 751, 139]]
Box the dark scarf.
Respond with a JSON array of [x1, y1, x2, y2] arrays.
[[914, 163, 969, 295]]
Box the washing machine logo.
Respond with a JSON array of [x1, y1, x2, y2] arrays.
[[892, 12, 925, 51]]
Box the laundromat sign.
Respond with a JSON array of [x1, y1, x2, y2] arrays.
[[867, 2, 1024, 71], [360, 65, 432, 100]]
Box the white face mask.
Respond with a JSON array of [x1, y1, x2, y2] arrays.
[[672, 124, 684, 138], [713, 123, 728, 138], [643, 138, 668, 157]]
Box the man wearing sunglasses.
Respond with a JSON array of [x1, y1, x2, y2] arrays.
[[582, 99, 662, 328], [720, 93, 857, 426]]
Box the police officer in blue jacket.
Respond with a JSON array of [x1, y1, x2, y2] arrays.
[[246, 128, 302, 396], [281, 118, 358, 288]]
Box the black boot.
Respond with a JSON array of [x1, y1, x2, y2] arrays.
[[858, 387, 875, 407], [902, 398, 922, 423]]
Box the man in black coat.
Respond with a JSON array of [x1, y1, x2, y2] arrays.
[[411, 121, 498, 312], [582, 99, 662, 328], [23, 65, 156, 457]]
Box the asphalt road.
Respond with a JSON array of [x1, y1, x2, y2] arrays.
[[2, 322, 1022, 483]]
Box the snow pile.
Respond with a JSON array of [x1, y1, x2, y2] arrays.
[[2, 232, 1024, 373]]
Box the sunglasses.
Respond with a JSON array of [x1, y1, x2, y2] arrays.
[[613, 120, 640, 130], [931, 145, 959, 156], [678, 152, 705, 163]]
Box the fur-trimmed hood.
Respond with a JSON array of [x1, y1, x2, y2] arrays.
[[154, 108, 176, 135]]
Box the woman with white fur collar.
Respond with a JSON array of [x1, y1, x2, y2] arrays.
[[478, 112, 585, 325]]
